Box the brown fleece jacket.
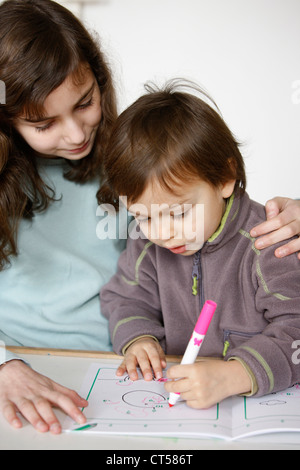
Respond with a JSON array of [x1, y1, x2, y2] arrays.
[[101, 192, 300, 397]]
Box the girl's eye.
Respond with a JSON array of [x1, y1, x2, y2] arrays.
[[77, 97, 94, 110], [35, 122, 54, 133], [34, 97, 94, 133]]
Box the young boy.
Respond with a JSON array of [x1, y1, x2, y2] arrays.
[[99, 81, 300, 409]]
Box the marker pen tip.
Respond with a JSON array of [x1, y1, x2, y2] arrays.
[[169, 403, 174, 408]]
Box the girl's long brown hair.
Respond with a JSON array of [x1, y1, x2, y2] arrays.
[[0, 0, 117, 270]]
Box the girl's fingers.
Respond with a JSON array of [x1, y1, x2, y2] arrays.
[[2, 402, 23, 429], [14, 398, 49, 433], [274, 237, 300, 258], [53, 383, 88, 408], [46, 390, 86, 425], [33, 397, 62, 434], [251, 217, 284, 240], [3, 390, 86, 434]]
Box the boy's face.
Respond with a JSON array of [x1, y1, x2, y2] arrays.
[[125, 178, 235, 256]]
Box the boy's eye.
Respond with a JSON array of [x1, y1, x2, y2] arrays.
[[173, 212, 184, 219], [172, 207, 192, 219], [137, 217, 150, 225]]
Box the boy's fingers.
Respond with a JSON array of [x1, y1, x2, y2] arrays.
[[135, 350, 153, 381], [158, 348, 167, 369], [116, 360, 127, 377], [166, 364, 188, 379], [164, 377, 189, 394], [124, 354, 139, 381], [149, 354, 163, 380]]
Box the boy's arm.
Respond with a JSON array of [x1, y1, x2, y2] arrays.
[[100, 237, 165, 355], [226, 244, 300, 397]]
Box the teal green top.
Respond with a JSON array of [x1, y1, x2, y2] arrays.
[[0, 157, 126, 361]]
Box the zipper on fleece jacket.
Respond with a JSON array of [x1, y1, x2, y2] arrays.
[[192, 251, 201, 296], [222, 329, 261, 357], [192, 251, 205, 316]]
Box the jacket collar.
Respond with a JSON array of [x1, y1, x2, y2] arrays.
[[202, 191, 251, 253]]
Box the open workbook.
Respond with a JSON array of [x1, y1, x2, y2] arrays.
[[63, 361, 300, 441]]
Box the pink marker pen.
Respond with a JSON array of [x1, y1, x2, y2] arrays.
[[169, 300, 217, 408]]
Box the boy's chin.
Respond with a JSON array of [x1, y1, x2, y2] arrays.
[[180, 243, 204, 256]]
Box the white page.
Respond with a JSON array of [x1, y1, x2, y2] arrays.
[[63, 361, 232, 439], [63, 361, 300, 441], [231, 384, 300, 440]]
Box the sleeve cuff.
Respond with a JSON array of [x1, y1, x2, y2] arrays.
[[227, 356, 258, 396], [122, 335, 159, 355], [0, 348, 31, 368]]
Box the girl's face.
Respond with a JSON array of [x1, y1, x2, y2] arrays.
[[15, 67, 102, 160], [125, 178, 235, 256]]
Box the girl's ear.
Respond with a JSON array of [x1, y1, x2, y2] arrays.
[[221, 179, 236, 199]]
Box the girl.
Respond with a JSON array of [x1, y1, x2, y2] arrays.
[[0, 0, 299, 434], [99, 81, 300, 409], [0, 0, 126, 434]]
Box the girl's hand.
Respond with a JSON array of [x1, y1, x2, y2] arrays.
[[165, 360, 251, 409], [116, 338, 166, 382], [0, 360, 88, 434], [251, 197, 300, 260]]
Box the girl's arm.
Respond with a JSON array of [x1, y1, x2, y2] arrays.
[[251, 197, 300, 259]]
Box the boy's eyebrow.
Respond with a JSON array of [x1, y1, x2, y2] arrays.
[[21, 82, 96, 123]]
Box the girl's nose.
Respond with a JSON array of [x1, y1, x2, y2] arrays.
[[63, 118, 85, 145]]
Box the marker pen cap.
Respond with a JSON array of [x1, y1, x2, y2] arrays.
[[194, 300, 217, 336]]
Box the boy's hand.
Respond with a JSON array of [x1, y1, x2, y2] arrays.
[[164, 359, 251, 409], [116, 338, 166, 382]]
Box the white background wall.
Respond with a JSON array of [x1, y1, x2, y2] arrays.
[[3, 0, 300, 204], [81, 0, 300, 204]]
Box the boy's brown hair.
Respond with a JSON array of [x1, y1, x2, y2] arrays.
[[98, 80, 246, 210]]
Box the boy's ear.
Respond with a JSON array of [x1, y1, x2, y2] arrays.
[[221, 180, 236, 199]]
